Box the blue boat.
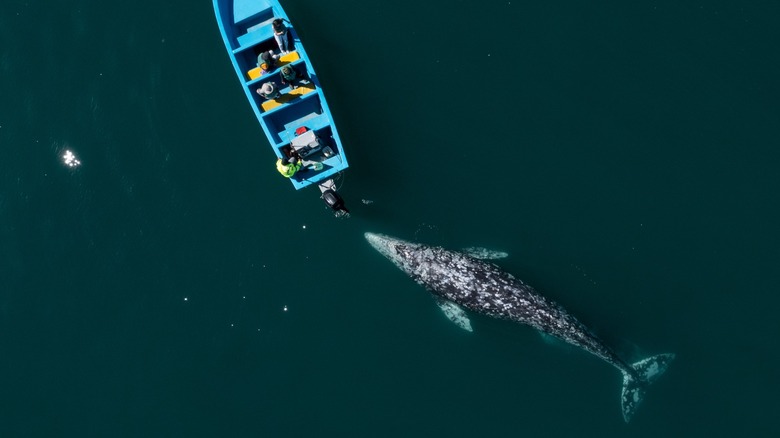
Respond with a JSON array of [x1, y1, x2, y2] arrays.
[[213, 0, 349, 215]]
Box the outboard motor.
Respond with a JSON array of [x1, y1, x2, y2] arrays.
[[321, 189, 349, 217]]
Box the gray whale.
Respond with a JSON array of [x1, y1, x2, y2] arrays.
[[365, 232, 674, 422]]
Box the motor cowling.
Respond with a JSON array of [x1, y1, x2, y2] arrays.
[[321, 189, 349, 216]]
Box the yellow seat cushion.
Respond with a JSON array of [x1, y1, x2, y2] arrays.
[[278, 51, 300, 63], [247, 67, 263, 80]]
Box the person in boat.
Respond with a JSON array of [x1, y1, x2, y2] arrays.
[[280, 65, 305, 90], [256, 82, 280, 100], [276, 156, 302, 178], [257, 50, 279, 74], [272, 18, 291, 54]]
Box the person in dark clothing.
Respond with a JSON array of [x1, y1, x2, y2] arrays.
[[257, 50, 278, 74], [280, 65, 305, 90]]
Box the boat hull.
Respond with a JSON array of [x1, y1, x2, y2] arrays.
[[213, 0, 348, 191]]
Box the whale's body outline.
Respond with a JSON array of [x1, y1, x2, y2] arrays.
[[365, 232, 674, 422]]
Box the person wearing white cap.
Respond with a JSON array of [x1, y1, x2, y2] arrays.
[[256, 82, 280, 100]]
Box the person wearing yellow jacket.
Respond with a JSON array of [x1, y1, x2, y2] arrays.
[[276, 156, 302, 178]]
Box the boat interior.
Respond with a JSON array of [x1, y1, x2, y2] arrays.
[[220, 0, 346, 189]]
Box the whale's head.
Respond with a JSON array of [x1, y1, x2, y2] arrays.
[[365, 232, 428, 276]]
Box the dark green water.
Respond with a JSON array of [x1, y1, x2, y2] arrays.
[[2, 0, 779, 436]]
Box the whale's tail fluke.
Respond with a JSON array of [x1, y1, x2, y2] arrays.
[[620, 353, 675, 422]]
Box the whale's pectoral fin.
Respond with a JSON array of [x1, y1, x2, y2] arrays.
[[434, 297, 473, 332], [436, 299, 473, 332], [461, 247, 508, 260]]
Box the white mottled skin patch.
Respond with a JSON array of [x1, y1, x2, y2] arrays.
[[462, 247, 509, 260]]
